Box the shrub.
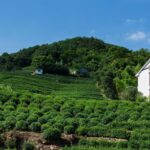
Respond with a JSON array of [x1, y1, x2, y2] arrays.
[[17, 106, 28, 113], [42, 127, 61, 142], [121, 86, 137, 101], [5, 139, 16, 149], [76, 126, 88, 136], [53, 103, 61, 111], [84, 106, 93, 114], [129, 139, 140, 149], [117, 141, 128, 149], [65, 118, 78, 128], [16, 113, 28, 121], [41, 124, 50, 131], [41, 106, 54, 113], [63, 112, 73, 118], [3, 119, 16, 130], [136, 92, 146, 102], [64, 125, 75, 134], [140, 140, 150, 149], [86, 118, 99, 127], [101, 112, 117, 124], [29, 122, 41, 132], [27, 114, 38, 125], [76, 113, 87, 118], [0, 135, 4, 148], [20, 96, 31, 106], [87, 126, 107, 137], [110, 129, 130, 139], [54, 123, 64, 132], [23, 142, 35, 150], [38, 116, 47, 124], [79, 139, 116, 148], [16, 120, 28, 130]]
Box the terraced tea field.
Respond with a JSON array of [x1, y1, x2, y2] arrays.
[[0, 70, 102, 99]]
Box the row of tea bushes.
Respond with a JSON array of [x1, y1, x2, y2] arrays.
[[0, 87, 150, 149], [129, 130, 150, 149]]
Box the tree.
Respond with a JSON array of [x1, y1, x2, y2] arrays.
[[98, 68, 118, 99]]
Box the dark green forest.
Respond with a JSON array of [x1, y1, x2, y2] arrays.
[[0, 37, 149, 100]]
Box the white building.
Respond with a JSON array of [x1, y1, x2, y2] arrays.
[[136, 59, 150, 97], [35, 68, 43, 75]]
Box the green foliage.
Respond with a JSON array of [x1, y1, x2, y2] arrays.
[[96, 47, 150, 99], [0, 87, 150, 149], [79, 139, 116, 148], [32, 55, 69, 75], [129, 130, 150, 149], [0, 35, 149, 150], [64, 125, 75, 134], [0, 37, 148, 100], [42, 127, 61, 142], [98, 69, 118, 99], [76, 126, 88, 136], [5, 139, 16, 149], [136, 93, 147, 102], [0, 37, 105, 74], [29, 122, 41, 132], [0, 71, 102, 99], [23, 142, 35, 150], [15, 120, 28, 130], [0, 135, 4, 148]]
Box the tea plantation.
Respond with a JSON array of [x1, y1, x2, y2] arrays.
[[0, 70, 102, 99], [0, 72, 149, 149]]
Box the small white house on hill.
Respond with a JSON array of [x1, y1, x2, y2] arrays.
[[136, 59, 150, 97], [35, 68, 43, 75]]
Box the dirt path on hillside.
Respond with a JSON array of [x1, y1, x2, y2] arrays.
[[2, 131, 128, 150], [3, 131, 61, 150], [80, 136, 128, 142]]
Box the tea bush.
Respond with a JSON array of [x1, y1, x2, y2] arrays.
[[0, 87, 150, 149]]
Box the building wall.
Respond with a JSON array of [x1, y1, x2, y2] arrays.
[[138, 69, 149, 97], [35, 69, 43, 75]]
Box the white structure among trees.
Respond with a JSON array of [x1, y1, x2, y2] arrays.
[[35, 68, 43, 75], [136, 59, 150, 97]]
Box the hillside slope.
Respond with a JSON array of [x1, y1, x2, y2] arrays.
[[0, 37, 150, 149], [0, 87, 150, 149], [0, 37, 150, 100], [0, 70, 102, 99]]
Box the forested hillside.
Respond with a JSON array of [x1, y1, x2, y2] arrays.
[[0, 37, 150, 100]]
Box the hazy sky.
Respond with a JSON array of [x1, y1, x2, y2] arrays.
[[0, 0, 150, 53]]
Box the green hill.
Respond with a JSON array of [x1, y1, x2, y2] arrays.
[[0, 36, 150, 100], [0, 37, 150, 149]]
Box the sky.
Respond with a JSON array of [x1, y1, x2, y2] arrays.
[[0, 0, 150, 53]]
